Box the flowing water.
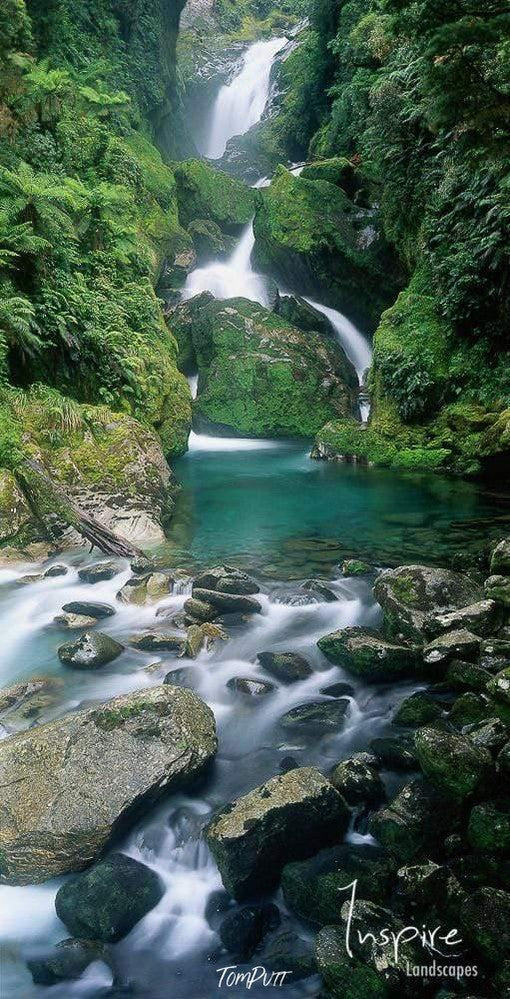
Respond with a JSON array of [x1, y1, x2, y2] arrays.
[[4, 35, 510, 999]]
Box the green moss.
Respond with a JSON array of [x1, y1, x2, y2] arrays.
[[173, 160, 256, 232]]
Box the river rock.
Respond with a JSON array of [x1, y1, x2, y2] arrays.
[[78, 561, 118, 583], [321, 680, 355, 698], [43, 564, 68, 578], [54, 612, 98, 629], [330, 753, 386, 807], [484, 574, 510, 606], [282, 845, 393, 926], [205, 767, 349, 899], [164, 666, 198, 689], [279, 699, 350, 732], [425, 599, 503, 639], [373, 565, 483, 642], [219, 903, 280, 959], [117, 572, 172, 605], [264, 931, 316, 982], [317, 627, 420, 681], [369, 780, 460, 861], [487, 666, 510, 705], [55, 853, 164, 942], [183, 596, 218, 623], [58, 631, 124, 669], [302, 578, 338, 601], [257, 650, 313, 683], [0, 685, 216, 883], [27, 938, 110, 986], [468, 800, 510, 851], [193, 564, 260, 595], [370, 736, 418, 771], [445, 659, 490, 693], [393, 691, 443, 727], [62, 600, 115, 619], [449, 691, 490, 728], [460, 886, 510, 962], [227, 677, 275, 697], [490, 537, 510, 575], [466, 717, 507, 751], [315, 924, 388, 999], [0, 677, 56, 716], [414, 725, 491, 798], [423, 628, 481, 670], [129, 631, 184, 653], [15, 573, 43, 585], [192, 587, 262, 614], [185, 622, 226, 658], [342, 559, 372, 577]]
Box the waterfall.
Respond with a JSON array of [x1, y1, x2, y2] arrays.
[[182, 222, 270, 306], [203, 37, 287, 160], [303, 297, 372, 419]]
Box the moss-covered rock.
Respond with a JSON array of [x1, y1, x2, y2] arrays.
[[315, 924, 390, 999], [414, 725, 491, 798], [172, 295, 359, 437], [330, 753, 386, 807], [317, 627, 421, 682], [373, 564, 483, 643], [393, 691, 443, 727], [173, 159, 256, 232], [282, 845, 393, 926], [468, 801, 510, 851], [460, 887, 510, 963], [253, 167, 399, 331], [369, 780, 460, 861]]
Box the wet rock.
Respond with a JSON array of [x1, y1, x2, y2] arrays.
[[487, 666, 510, 704], [54, 612, 98, 629], [183, 596, 218, 623], [468, 800, 510, 851], [0, 677, 56, 715], [279, 699, 350, 733], [370, 736, 418, 771], [484, 574, 510, 606], [129, 632, 184, 653], [206, 767, 349, 899], [374, 565, 483, 642], [425, 599, 503, 639], [192, 587, 262, 614], [460, 886, 510, 962], [395, 860, 447, 909], [0, 677, 61, 729], [117, 572, 172, 605], [330, 753, 386, 807], [499, 740, 510, 772], [193, 565, 259, 594], [27, 938, 110, 986], [449, 692, 490, 728], [317, 627, 420, 682], [55, 853, 164, 943], [0, 685, 217, 883], [163, 666, 198, 689], [445, 659, 489, 693], [369, 780, 460, 861], [58, 631, 123, 669], [257, 650, 313, 684], [414, 725, 491, 798], [466, 717, 507, 752], [315, 924, 388, 999], [43, 564, 68, 578], [321, 680, 355, 698], [219, 903, 280, 959], [423, 629, 481, 670], [282, 845, 393, 926], [78, 562, 118, 583], [184, 622, 226, 658], [302, 578, 337, 601], [393, 691, 443, 727], [279, 756, 299, 773], [264, 930, 316, 982], [490, 537, 510, 575], [15, 573, 43, 585], [227, 677, 275, 697], [342, 559, 372, 576], [130, 556, 154, 575], [62, 600, 116, 619]]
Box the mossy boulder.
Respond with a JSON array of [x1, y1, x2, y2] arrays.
[[58, 631, 124, 669], [0, 685, 217, 883], [425, 599, 503, 639], [490, 537, 510, 576], [393, 692, 443, 727], [414, 725, 491, 798], [172, 295, 359, 437], [253, 167, 399, 331], [468, 801, 510, 851], [373, 565, 483, 643], [317, 627, 421, 682], [315, 924, 390, 999], [173, 159, 256, 232], [301, 157, 361, 195], [330, 754, 385, 807], [0, 470, 37, 548], [487, 666, 510, 705], [257, 651, 313, 684], [460, 887, 510, 963], [279, 699, 350, 733], [369, 780, 460, 861], [282, 844, 393, 926], [485, 574, 510, 607], [55, 853, 163, 942], [423, 629, 481, 670], [27, 938, 110, 986], [205, 767, 349, 899], [187, 218, 237, 261]]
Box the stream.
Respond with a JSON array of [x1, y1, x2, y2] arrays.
[[3, 35, 510, 999]]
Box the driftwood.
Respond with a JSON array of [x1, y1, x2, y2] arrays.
[[16, 458, 144, 560]]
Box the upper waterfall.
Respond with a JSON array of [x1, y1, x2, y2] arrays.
[[202, 37, 287, 160]]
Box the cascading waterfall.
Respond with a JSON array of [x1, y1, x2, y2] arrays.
[[202, 37, 287, 160], [303, 298, 372, 420], [182, 222, 269, 306]]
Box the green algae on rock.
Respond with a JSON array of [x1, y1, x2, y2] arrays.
[[173, 159, 256, 232]]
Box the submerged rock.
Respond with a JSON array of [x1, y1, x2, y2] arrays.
[[279, 699, 350, 732], [373, 565, 483, 642], [27, 938, 110, 986], [219, 903, 280, 959], [257, 650, 313, 683], [0, 685, 217, 883], [206, 767, 349, 899], [78, 562, 118, 583], [58, 631, 124, 669], [55, 853, 164, 942], [317, 627, 420, 682], [342, 559, 372, 577]]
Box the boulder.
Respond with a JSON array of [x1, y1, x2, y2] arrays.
[[282, 845, 393, 926], [317, 627, 420, 682], [219, 903, 280, 959], [302, 578, 338, 601], [257, 650, 313, 684], [55, 853, 163, 942], [173, 159, 256, 231], [205, 767, 349, 899], [264, 931, 316, 982], [422, 629, 481, 670], [315, 924, 390, 999], [227, 677, 275, 698], [414, 725, 491, 798], [321, 680, 355, 698], [78, 562, 118, 583], [460, 886, 510, 962], [466, 717, 507, 752], [62, 601, 115, 619], [487, 666, 510, 704], [425, 599, 503, 639], [184, 622, 226, 658], [484, 574, 510, 606], [369, 780, 459, 861], [163, 666, 198, 689], [369, 736, 418, 772], [490, 537, 510, 576], [330, 754, 386, 807], [129, 632, 184, 653], [0, 685, 216, 883], [183, 596, 218, 623], [279, 699, 350, 733], [445, 659, 489, 693], [27, 938, 110, 986], [192, 587, 262, 614], [54, 612, 98, 629], [273, 293, 337, 339], [373, 565, 483, 642], [468, 801, 510, 851], [448, 692, 490, 728], [193, 564, 260, 595], [44, 564, 68, 578], [58, 631, 124, 669], [395, 860, 448, 909], [393, 691, 442, 727], [117, 572, 172, 605]]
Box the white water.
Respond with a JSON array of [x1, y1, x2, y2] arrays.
[[182, 223, 269, 305], [188, 432, 282, 451], [203, 37, 287, 160]]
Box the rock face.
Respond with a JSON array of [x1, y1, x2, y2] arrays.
[[317, 627, 420, 681], [206, 767, 350, 899], [55, 853, 163, 942], [171, 295, 359, 437], [373, 565, 483, 642], [58, 631, 124, 669], [0, 685, 217, 883]]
